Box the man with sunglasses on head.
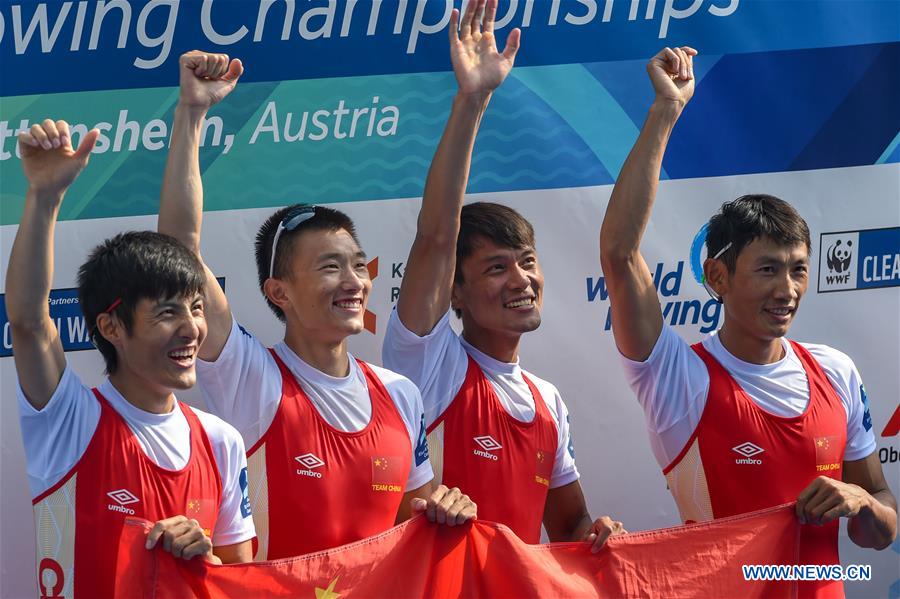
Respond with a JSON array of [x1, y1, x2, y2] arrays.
[[383, 0, 625, 551], [599, 47, 896, 597], [7, 121, 255, 597], [157, 51, 475, 560]]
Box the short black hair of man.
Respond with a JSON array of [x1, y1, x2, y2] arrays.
[[705, 194, 811, 273], [453, 202, 536, 317], [255, 204, 361, 322], [77, 231, 206, 374]]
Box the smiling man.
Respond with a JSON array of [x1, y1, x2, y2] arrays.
[[599, 47, 897, 597], [7, 121, 255, 598], [157, 50, 475, 559], [383, 0, 624, 551]]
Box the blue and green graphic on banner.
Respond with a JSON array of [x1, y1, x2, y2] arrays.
[[1, 1, 897, 226]]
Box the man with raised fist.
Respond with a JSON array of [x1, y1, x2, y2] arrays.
[[599, 46, 897, 598], [7, 121, 254, 597], [157, 50, 477, 560]]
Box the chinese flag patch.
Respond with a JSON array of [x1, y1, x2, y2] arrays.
[[534, 449, 553, 487], [814, 436, 842, 474], [371, 456, 404, 492]]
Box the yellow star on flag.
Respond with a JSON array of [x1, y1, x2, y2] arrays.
[[315, 576, 341, 599]]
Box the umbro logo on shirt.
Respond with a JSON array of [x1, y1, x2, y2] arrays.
[[473, 435, 502, 461], [732, 442, 765, 465], [107, 489, 140, 515], [295, 453, 325, 478]]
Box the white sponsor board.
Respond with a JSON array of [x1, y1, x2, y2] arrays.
[[2, 164, 898, 597]]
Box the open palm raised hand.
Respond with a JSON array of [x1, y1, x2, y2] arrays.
[[450, 0, 521, 97]]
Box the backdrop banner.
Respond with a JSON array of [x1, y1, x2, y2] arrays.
[[2, 1, 898, 598]]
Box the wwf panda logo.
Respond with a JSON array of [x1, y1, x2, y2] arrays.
[[826, 239, 853, 273]]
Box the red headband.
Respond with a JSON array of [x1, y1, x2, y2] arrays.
[[103, 298, 122, 313]]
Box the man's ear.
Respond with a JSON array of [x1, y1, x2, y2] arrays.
[[95, 312, 125, 347], [263, 278, 293, 315], [450, 281, 465, 315], [703, 258, 729, 301]]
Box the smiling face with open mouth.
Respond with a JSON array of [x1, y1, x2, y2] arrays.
[[277, 228, 372, 345], [453, 236, 544, 349], [113, 294, 207, 397], [718, 236, 810, 357]]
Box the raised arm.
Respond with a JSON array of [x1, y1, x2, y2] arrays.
[[599, 47, 696, 361], [158, 51, 242, 360], [6, 121, 99, 408], [396, 0, 520, 335]]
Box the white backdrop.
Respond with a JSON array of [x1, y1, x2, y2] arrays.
[[2, 162, 898, 597]]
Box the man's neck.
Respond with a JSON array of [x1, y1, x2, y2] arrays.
[[717, 323, 785, 365], [461, 325, 521, 364], [108, 371, 175, 414], [283, 326, 351, 378]]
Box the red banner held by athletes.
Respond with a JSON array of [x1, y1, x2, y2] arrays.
[[115, 504, 799, 598]]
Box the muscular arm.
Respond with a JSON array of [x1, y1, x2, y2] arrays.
[[544, 481, 626, 552], [158, 51, 242, 361], [396, 0, 520, 335], [845, 454, 898, 549], [398, 92, 489, 335], [599, 47, 696, 361], [543, 481, 592, 541], [6, 122, 98, 409]]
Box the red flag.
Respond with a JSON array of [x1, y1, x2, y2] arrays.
[[115, 504, 799, 598]]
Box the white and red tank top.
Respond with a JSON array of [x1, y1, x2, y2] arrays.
[[664, 341, 847, 598], [32, 390, 221, 599], [246, 351, 412, 559], [428, 355, 558, 543]]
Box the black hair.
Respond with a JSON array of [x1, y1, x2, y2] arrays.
[[77, 231, 206, 374], [453, 202, 536, 317], [706, 194, 811, 272], [254, 204, 360, 322]]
